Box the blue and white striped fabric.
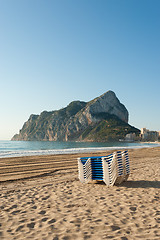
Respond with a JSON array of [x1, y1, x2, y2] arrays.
[[78, 150, 130, 186], [122, 150, 130, 181]]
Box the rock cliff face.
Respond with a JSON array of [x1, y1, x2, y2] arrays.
[[12, 91, 139, 142]]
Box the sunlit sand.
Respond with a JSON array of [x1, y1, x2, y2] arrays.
[[0, 147, 160, 239]]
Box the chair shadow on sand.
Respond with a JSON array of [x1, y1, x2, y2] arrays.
[[119, 180, 160, 189], [94, 180, 160, 189]]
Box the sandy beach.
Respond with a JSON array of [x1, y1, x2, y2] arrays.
[[0, 147, 160, 240]]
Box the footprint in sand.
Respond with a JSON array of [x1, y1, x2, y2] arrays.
[[41, 217, 48, 222], [27, 222, 35, 229], [156, 211, 160, 216], [110, 225, 121, 231], [38, 210, 46, 215], [48, 218, 56, 224], [155, 217, 160, 223], [129, 206, 137, 211], [32, 205, 37, 209], [16, 225, 24, 232], [11, 210, 21, 215], [42, 196, 50, 200], [9, 204, 17, 210]]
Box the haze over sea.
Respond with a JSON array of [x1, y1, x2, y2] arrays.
[[0, 140, 159, 158]]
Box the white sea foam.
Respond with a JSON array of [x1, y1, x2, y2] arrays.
[[0, 143, 159, 158]]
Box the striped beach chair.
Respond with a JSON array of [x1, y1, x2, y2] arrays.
[[122, 150, 130, 181], [78, 150, 130, 186], [78, 156, 104, 183]]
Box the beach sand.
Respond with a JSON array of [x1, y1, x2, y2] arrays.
[[0, 147, 160, 239]]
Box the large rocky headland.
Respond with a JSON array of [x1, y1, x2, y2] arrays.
[[12, 90, 140, 141]]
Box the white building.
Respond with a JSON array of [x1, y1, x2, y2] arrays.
[[125, 133, 136, 141], [141, 128, 158, 141]]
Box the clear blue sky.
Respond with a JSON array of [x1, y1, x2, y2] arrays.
[[0, 0, 160, 140]]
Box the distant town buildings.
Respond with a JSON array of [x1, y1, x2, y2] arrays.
[[140, 128, 159, 142], [125, 133, 136, 141], [124, 128, 160, 142]]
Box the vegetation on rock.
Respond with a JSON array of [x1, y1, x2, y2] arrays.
[[12, 91, 140, 142]]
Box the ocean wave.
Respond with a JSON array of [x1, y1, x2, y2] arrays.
[[0, 143, 159, 158]]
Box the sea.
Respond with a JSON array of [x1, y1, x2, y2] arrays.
[[0, 140, 159, 158]]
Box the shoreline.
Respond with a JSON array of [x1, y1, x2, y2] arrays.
[[0, 146, 160, 182], [0, 141, 160, 159]]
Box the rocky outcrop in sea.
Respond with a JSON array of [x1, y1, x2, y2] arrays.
[[12, 91, 140, 142]]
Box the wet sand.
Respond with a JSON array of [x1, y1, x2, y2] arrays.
[[0, 147, 160, 239]]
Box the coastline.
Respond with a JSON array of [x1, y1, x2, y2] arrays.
[[0, 146, 160, 182], [0, 147, 160, 239], [0, 140, 160, 159]]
